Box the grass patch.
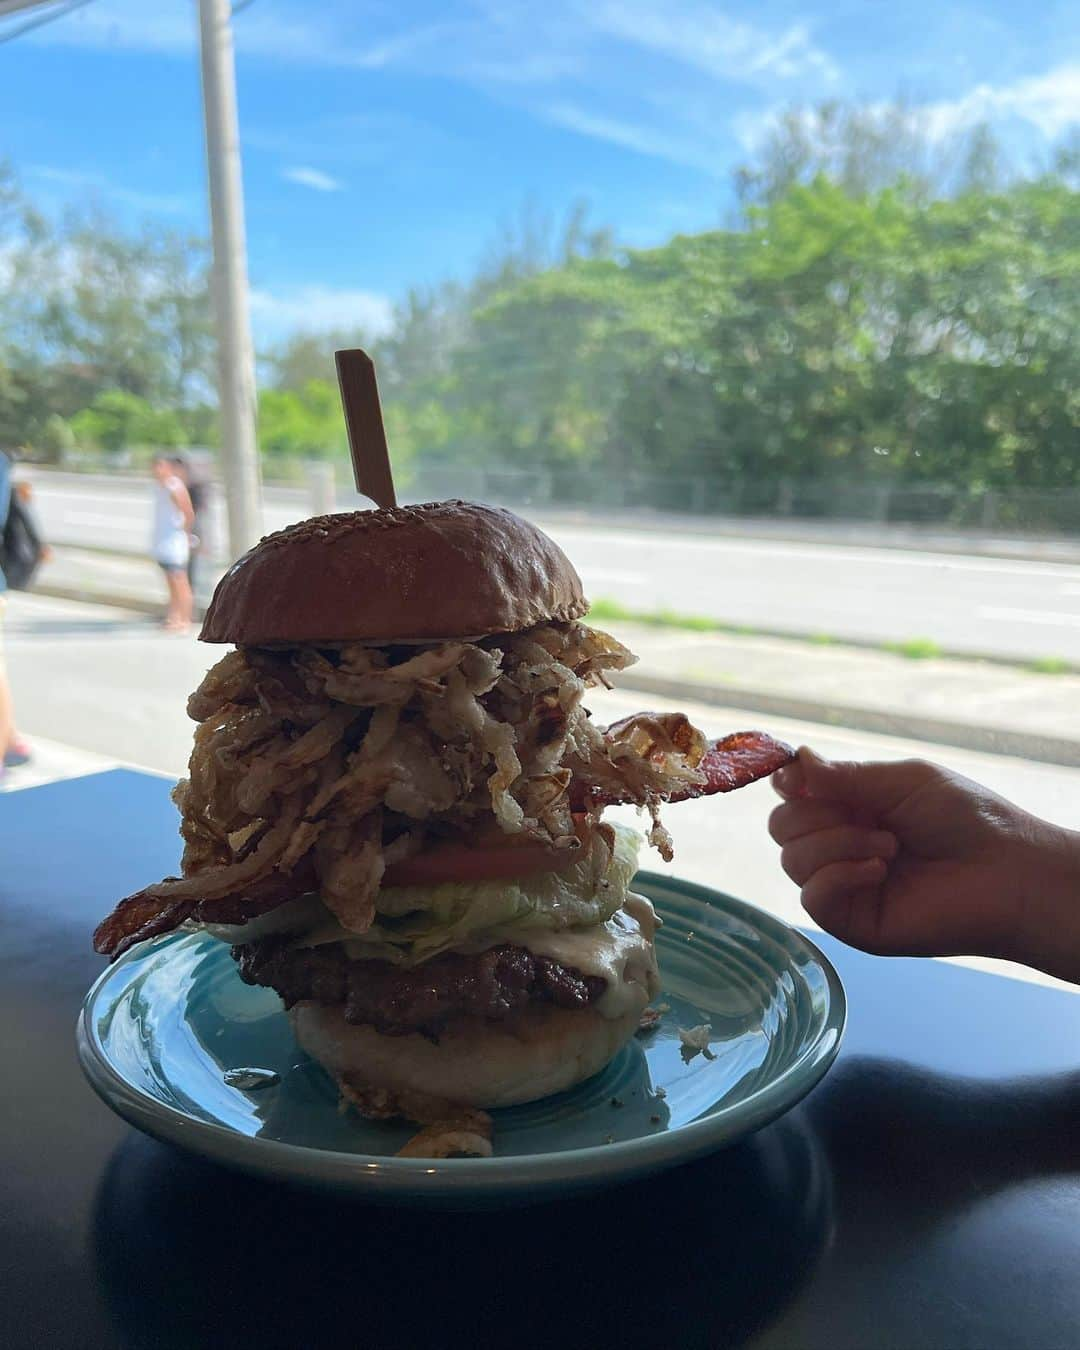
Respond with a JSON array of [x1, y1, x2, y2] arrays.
[[882, 637, 943, 661], [589, 597, 744, 634], [587, 598, 636, 623], [656, 608, 720, 632], [591, 598, 1072, 673]]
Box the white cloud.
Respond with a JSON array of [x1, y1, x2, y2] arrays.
[[20, 0, 449, 70], [734, 63, 1080, 164], [22, 0, 833, 90], [21, 0, 195, 54], [578, 1, 838, 86], [248, 285, 394, 342], [27, 164, 192, 215], [544, 102, 724, 175], [16, 0, 842, 183], [923, 63, 1080, 142], [282, 166, 343, 193]]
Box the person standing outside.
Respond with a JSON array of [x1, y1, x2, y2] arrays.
[[171, 454, 211, 598], [151, 453, 195, 633], [0, 450, 31, 778]]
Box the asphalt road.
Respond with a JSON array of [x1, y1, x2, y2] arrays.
[[25, 471, 1080, 662]]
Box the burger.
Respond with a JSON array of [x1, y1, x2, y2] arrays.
[[94, 501, 792, 1155]]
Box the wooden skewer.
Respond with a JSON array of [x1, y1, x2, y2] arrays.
[[335, 348, 397, 509]]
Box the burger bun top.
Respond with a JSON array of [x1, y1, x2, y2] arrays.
[[200, 499, 587, 646]]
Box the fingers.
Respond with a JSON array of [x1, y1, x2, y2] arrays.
[[798, 748, 939, 814], [773, 747, 943, 815], [799, 858, 889, 947], [769, 797, 853, 846], [780, 824, 897, 886], [771, 756, 807, 800]]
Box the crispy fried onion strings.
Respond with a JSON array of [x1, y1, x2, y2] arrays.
[[95, 624, 786, 960]]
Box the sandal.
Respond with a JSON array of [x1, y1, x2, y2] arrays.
[[4, 739, 31, 768]]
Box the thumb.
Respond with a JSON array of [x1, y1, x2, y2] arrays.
[[796, 747, 935, 815]]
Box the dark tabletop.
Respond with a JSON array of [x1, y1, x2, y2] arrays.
[[3, 769, 1079, 1350]]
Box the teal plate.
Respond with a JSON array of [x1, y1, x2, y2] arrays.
[[76, 873, 845, 1204]]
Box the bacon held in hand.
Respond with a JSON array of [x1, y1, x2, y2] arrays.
[[665, 731, 795, 801], [574, 727, 794, 809]]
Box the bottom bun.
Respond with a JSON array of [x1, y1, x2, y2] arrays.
[[290, 997, 647, 1110]]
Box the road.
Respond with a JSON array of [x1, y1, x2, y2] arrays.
[[5, 589, 1078, 993], [25, 470, 1080, 662]]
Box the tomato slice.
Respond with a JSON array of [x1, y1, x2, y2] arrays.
[[382, 820, 591, 887], [383, 843, 580, 887]]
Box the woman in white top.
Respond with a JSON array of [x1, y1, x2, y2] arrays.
[[151, 454, 195, 632]]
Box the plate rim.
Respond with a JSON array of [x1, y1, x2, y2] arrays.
[[76, 872, 846, 1192]]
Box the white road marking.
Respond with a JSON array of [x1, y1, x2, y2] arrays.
[[979, 605, 1080, 629], [33, 482, 1080, 584], [546, 526, 1080, 580]]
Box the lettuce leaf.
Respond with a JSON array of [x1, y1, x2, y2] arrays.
[[294, 823, 643, 967]]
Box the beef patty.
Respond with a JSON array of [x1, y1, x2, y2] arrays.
[[233, 938, 607, 1038]]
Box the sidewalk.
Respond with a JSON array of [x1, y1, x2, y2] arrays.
[[0, 734, 117, 793], [24, 546, 1080, 768], [614, 624, 1080, 768]]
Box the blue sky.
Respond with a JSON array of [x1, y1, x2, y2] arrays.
[[2, 0, 1078, 343]]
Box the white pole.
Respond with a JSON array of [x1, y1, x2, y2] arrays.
[[306, 460, 337, 517], [196, 0, 262, 559]]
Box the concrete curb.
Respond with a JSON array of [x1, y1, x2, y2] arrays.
[[35, 548, 1078, 674], [27, 578, 1080, 770], [614, 672, 1080, 769], [30, 582, 202, 621]]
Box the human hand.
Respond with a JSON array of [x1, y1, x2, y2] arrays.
[[769, 749, 1080, 983]]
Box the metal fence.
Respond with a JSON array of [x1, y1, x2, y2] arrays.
[[404, 466, 1080, 536], [34, 447, 1080, 537]]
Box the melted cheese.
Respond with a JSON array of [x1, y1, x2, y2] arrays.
[[512, 892, 661, 1020]]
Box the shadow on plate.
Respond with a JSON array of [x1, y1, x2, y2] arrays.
[[92, 1107, 832, 1350]]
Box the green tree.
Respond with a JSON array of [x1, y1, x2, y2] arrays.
[[36, 413, 76, 461], [70, 390, 184, 452], [264, 326, 373, 392], [41, 209, 212, 406], [733, 101, 1007, 209], [257, 380, 345, 460]]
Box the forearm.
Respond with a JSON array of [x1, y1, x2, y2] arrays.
[[1010, 825, 1080, 984]]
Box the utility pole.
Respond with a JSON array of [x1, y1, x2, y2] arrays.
[[197, 0, 262, 559]]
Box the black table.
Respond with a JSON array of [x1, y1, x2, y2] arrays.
[[4, 769, 1079, 1350]]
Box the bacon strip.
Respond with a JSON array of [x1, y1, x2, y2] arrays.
[[92, 895, 196, 963], [93, 860, 317, 961], [573, 729, 794, 808], [665, 731, 795, 801]]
